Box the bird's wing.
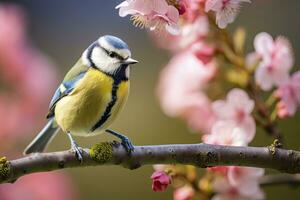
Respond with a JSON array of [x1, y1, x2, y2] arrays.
[[46, 59, 89, 119]]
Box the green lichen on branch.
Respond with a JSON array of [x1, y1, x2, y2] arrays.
[[89, 142, 113, 164], [268, 139, 283, 155], [0, 157, 10, 180]]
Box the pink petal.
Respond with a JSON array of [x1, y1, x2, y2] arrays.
[[246, 52, 261, 68], [117, 0, 165, 17], [291, 71, 300, 102], [173, 186, 195, 200], [271, 64, 291, 87], [254, 32, 274, 57], [275, 75, 300, 118], [255, 63, 274, 91], [166, 23, 180, 35], [212, 100, 232, 119], [228, 166, 264, 187], [238, 116, 256, 143], [227, 88, 254, 114], [274, 36, 294, 70], [227, 167, 265, 199], [116, 1, 131, 17], [205, 121, 248, 146], [212, 176, 232, 194], [205, 0, 223, 12], [151, 0, 169, 15], [166, 5, 179, 23], [216, 8, 237, 29]]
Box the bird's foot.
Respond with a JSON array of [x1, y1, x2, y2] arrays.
[[67, 133, 84, 163], [71, 141, 84, 163], [120, 136, 134, 154], [105, 129, 134, 154]]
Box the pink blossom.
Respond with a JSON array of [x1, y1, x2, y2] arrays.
[[116, 0, 180, 34], [151, 171, 171, 192], [153, 15, 209, 52], [205, 0, 251, 29], [157, 50, 217, 134], [245, 52, 261, 69], [202, 121, 249, 146], [179, 0, 205, 22], [190, 41, 215, 64], [173, 185, 194, 200], [253, 32, 294, 91], [212, 167, 265, 200], [211, 89, 256, 142], [275, 71, 300, 118], [0, 5, 57, 143], [0, 172, 77, 200]]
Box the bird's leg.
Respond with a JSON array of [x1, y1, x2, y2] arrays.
[[67, 133, 84, 163], [105, 129, 134, 153]]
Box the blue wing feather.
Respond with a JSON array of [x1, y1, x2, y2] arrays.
[[47, 72, 86, 118]]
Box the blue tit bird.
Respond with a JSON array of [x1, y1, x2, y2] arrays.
[[24, 35, 138, 162]]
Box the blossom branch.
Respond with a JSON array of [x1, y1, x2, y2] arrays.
[[1, 142, 300, 184], [260, 174, 300, 187], [217, 27, 284, 141]]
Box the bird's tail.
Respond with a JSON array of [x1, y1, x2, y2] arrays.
[[23, 118, 60, 155]]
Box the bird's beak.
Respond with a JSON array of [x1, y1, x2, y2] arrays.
[[123, 57, 138, 65]]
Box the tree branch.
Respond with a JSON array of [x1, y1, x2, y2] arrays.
[[1, 142, 300, 184]]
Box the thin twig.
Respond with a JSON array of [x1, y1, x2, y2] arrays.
[[260, 174, 300, 187]]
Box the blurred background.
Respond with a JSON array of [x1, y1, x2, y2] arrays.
[[0, 0, 299, 199]]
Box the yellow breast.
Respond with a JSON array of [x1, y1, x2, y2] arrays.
[[54, 68, 129, 136]]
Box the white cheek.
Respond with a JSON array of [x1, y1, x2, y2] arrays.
[[91, 47, 119, 73], [125, 66, 130, 78], [92, 47, 109, 66], [82, 50, 90, 66]]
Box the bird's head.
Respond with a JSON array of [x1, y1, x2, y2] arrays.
[[82, 35, 138, 78]]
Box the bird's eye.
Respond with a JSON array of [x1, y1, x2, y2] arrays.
[[109, 52, 117, 58]]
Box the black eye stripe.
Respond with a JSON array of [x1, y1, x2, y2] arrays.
[[100, 46, 124, 60], [109, 52, 117, 58]]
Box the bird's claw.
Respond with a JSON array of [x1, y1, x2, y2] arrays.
[[105, 129, 134, 154], [71, 141, 84, 163], [121, 137, 134, 154]]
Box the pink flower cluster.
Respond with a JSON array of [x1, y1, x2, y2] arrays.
[[0, 5, 57, 143], [210, 166, 265, 200], [116, 0, 180, 34], [157, 48, 217, 134], [151, 1, 265, 197], [205, 0, 251, 29], [116, 0, 251, 34], [250, 32, 293, 91], [275, 72, 300, 118], [0, 172, 78, 200], [204, 89, 256, 145], [154, 5, 219, 134], [154, 24, 265, 197], [201, 89, 263, 200], [154, 18, 264, 198], [0, 4, 76, 200], [129, 1, 299, 199], [248, 32, 300, 118]]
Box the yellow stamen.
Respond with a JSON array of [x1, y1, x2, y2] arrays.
[[130, 15, 149, 29]]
